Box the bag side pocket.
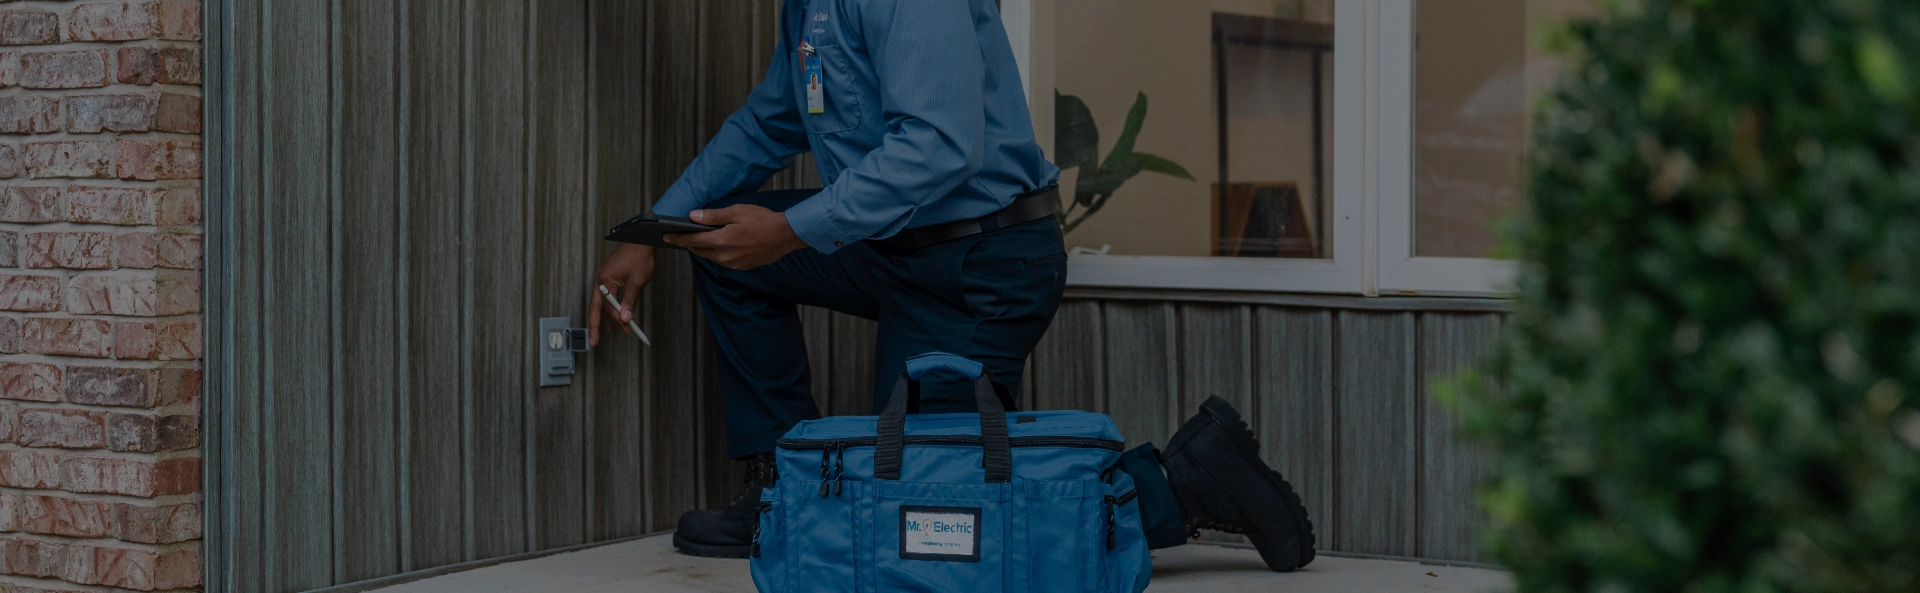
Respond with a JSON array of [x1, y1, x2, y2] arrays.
[[750, 498, 787, 593], [787, 479, 862, 593], [1022, 480, 1099, 593]]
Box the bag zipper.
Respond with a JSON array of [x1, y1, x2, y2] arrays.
[[816, 442, 850, 497], [830, 444, 847, 496], [751, 501, 773, 558], [777, 435, 1124, 452], [1105, 489, 1138, 550]]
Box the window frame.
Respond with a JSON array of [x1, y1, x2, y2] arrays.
[[1372, 0, 1519, 297], [1002, 0, 1519, 298]]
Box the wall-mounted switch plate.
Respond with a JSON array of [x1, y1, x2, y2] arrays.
[[539, 317, 589, 387]]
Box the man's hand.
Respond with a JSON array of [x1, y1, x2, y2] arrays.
[[590, 243, 655, 347], [666, 205, 810, 270]]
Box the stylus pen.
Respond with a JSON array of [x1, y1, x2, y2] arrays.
[[598, 285, 652, 346]]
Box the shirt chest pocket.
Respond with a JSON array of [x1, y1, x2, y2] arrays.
[[800, 44, 863, 135]]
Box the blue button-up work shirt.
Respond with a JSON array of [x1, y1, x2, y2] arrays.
[[650, 0, 1060, 253]]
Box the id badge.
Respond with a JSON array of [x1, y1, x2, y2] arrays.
[[800, 40, 825, 114]]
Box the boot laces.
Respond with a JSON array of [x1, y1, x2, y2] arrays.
[[730, 454, 778, 505]]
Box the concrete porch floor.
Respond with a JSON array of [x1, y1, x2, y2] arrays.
[[370, 533, 1512, 593]]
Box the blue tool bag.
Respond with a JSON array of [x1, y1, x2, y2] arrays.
[[750, 353, 1152, 593]]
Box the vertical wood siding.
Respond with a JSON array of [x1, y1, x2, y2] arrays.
[[214, 2, 1499, 592], [215, 1, 796, 591], [1027, 300, 1501, 563]]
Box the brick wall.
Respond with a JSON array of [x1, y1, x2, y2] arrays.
[[0, 1, 202, 592]]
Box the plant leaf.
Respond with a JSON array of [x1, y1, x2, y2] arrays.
[[1128, 152, 1195, 181], [1100, 92, 1150, 172], [1077, 162, 1142, 197], [1054, 91, 1100, 170]]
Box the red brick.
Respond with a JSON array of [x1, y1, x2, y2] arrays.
[[64, 366, 153, 407], [0, 51, 17, 88], [0, 95, 58, 134], [17, 408, 105, 448], [155, 547, 199, 589], [154, 184, 197, 225], [0, 449, 61, 489], [0, 186, 58, 222], [0, 491, 16, 531], [0, 316, 18, 353], [115, 46, 201, 85], [159, 46, 198, 84], [62, 544, 152, 589], [154, 92, 198, 133], [22, 141, 111, 179], [61, 455, 196, 496], [0, 10, 58, 46], [154, 457, 195, 495], [0, 231, 11, 268], [0, 536, 65, 578], [157, 0, 199, 41], [105, 412, 151, 451], [22, 317, 112, 357], [0, 275, 60, 312], [114, 47, 156, 84], [65, 185, 155, 225], [156, 232, 197, 269], [154, 272, 195, 315], [68, 2, 160, 42], [19, 495, 113, 538], [114, 231, 154, 269], [0, 361, 59, 401], [25, 232, 111, 269], [154, 366, 193, 406], [115, 139, 199, 180], [20, 50, 110, 90], [65, 93, 155, 134], [112, 319, 198, 360], [114, 502, 198, 544], [67, 274, 158, 316], [0, 404, 15, 442], [156, 414, 194, 451], [0, 144, 18, 178]]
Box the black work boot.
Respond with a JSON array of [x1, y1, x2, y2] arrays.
[[1161, 396, 1316, 572], [673, 452, 778, 558]]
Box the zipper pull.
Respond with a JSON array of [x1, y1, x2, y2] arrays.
[[1105, 495, 1117, 550], [818, 446, 833, 497], [830, 444, 847, 497], [751, 501, 772, 558]]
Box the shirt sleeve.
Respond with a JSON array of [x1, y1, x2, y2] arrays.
[[782, 0, 988, 253], [650, 18, 811, 218]]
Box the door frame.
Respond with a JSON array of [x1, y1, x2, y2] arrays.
[[202, 0, 235, 591]]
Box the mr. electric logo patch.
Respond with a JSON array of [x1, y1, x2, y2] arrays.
[[899, 506, 983, 562]]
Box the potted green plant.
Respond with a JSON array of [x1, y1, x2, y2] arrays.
[[1053, 91, 1195, 234]]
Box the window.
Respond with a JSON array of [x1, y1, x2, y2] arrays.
[[1004, 0, 1589, 297]]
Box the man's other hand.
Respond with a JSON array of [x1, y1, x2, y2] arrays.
[[590, 243, 654, 347], [667, 205, 809, 270]]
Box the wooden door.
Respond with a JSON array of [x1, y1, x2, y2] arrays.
[[204, 1, 802, 591]]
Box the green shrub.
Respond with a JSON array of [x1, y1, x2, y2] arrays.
[[1452, 1, 1920, 591]]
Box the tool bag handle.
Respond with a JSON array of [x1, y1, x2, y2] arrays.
[[874, 353, 1014, 483]]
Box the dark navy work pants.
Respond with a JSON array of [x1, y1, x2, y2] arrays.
[[691, 190, 1186, 549]]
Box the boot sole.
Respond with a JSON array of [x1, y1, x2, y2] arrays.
[[672, 532, 751, 559], [1167, 396, 1317, 571]]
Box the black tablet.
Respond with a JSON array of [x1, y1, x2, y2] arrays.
[[605, 214, 722, 249]]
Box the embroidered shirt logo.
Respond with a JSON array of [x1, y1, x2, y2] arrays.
[[900, 506, 982, 562]]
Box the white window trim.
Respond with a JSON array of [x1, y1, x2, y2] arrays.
[[1372, 0, 1518, 297], [1003, 0, 1515, 298]]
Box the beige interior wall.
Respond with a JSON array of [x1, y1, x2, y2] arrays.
[[1049, 0, 1333, 257], [1413, 0, 1593, 258]]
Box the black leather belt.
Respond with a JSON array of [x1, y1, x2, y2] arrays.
[[876, 184, 1059, 252]]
